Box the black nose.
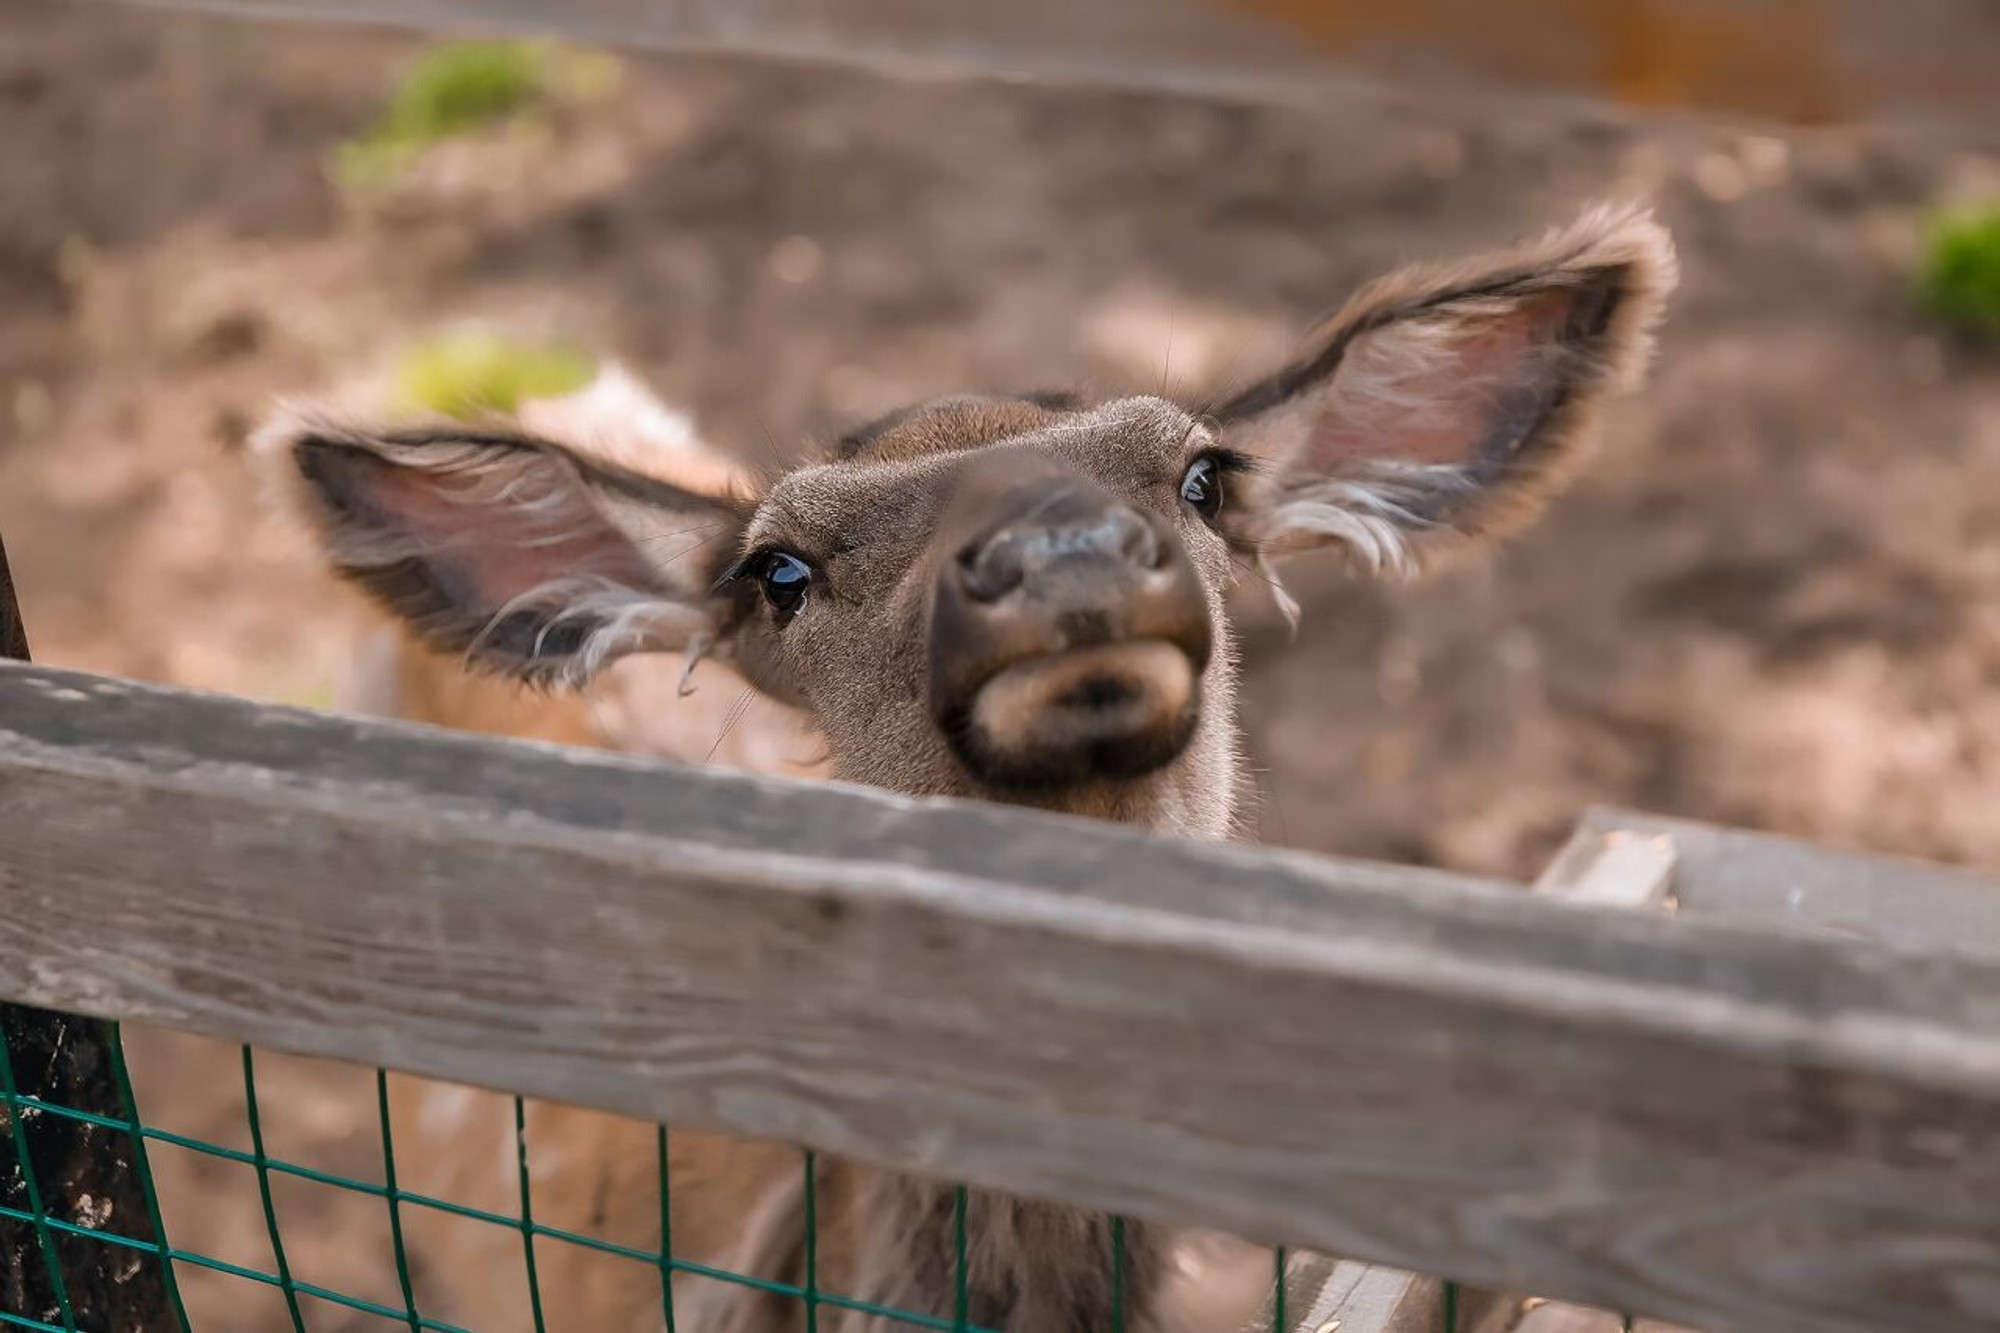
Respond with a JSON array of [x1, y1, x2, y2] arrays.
[[959, 501, 1164, 603], [938, 477, 1209, 666]]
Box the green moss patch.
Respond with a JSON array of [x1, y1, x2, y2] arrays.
[[336, 40, 618, 186], [1918, 203, 2000, 341], [393, 332, 597, 421]]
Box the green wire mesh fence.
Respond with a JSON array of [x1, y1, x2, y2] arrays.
[[3, 1023, 1329, 1333], [0, 1022, 1665, 1333]]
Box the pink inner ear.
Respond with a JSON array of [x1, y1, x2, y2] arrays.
[[1302, 286, 1580, 474], [367, 465, 659, 606]]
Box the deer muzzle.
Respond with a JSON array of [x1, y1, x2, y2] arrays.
[[929, 472, 1212, 790]]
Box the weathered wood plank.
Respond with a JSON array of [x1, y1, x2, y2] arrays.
[[1532, 828, 1677, 912], [114, 0, 2000, 132], [1251, 1247, 1487, 1333], [1486, 829, 1694, 1333], [2, 662, 2000, 1331], [1280, 1254, 1444, 1333], [1574, 807, 2000, 955], [1268, 1258, 1431, 1333], [1275, 829, 1686, 1333]]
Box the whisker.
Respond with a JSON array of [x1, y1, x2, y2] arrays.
[[751, 411, 799, 476], [1250, 764, 1291, 847], [1194, 323, 1280, 419], [704, 687, 757, 766], [1228, 551, 1290, 594], [655, 528, 735, 572], [635, 521, 732, 549]]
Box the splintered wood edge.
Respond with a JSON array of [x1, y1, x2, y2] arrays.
[[1531, 826, 1678, 911]]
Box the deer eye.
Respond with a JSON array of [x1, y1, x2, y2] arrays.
[[1179, 455, 1224, 521], [758, 552, 813, 621]]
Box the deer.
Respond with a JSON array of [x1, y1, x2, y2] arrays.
[[263, 203, 1675, 1333]]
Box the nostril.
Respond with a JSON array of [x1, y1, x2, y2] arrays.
[[1109, 507, 1163, 570], [960, 532, 1025, 603]]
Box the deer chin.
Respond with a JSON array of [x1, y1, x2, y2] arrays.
[[944, 638, 1201, 791]]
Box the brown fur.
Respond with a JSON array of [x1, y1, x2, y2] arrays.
[[269, 206, 1675, 1331]]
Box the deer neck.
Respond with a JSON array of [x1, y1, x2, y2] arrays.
[[838, 1174, 1171, 1333]]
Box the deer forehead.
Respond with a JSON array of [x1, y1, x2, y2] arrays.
[[743, 396, 1212, 555]]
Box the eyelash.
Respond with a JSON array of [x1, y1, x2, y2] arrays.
[[1180, 448, 1251, 518], [721, 547, 818, 624]]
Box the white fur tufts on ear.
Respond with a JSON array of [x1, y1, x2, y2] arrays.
[[1212, 203, 1677, 574], [257, 408, 750, 686]]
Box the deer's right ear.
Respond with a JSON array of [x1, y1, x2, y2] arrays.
[[1209, 205, 1675, 575], [263, 412, 752, 686]]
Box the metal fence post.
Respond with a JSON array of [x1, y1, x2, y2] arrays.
[[1, 532, 182, 1330]]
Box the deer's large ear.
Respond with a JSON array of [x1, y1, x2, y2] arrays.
[[1210, 205, 1676, 574], [263, 413, 751, 686]]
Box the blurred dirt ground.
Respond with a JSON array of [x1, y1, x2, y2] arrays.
[[3, 3, 1999, 1330]]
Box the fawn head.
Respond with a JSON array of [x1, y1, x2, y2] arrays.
[[271, 206, 1674, 836]]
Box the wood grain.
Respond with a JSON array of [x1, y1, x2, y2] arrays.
[[2, 662, 2000, 1331], [1281, 1255, 1444, 1333], [1531, 828, 1677, 911], [1280, 829, 1684, 1333], [1575, 807, 2000, 955], [114, 0, 2000, 130]]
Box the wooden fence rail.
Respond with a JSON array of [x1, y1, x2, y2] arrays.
[[114, 0, 2000, 130], [2, 660, 1999, 1331]]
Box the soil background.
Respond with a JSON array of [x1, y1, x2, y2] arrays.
[[2, 4, 1998, 1329]]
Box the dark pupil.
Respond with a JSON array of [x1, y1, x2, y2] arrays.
[[762, 553, 811, 615], [1180, 458, 1220, 515]]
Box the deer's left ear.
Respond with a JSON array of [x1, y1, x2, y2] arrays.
[[1210, 205, 1676, 574]]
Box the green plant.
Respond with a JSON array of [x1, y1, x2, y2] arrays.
[[392, 332, 597, 421], [335, 40, 618, 186], [1917, 202, 2000, 340], [383, 41, 543, 141]]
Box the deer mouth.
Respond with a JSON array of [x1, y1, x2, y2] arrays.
[[941, 638, 1201, 790]]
